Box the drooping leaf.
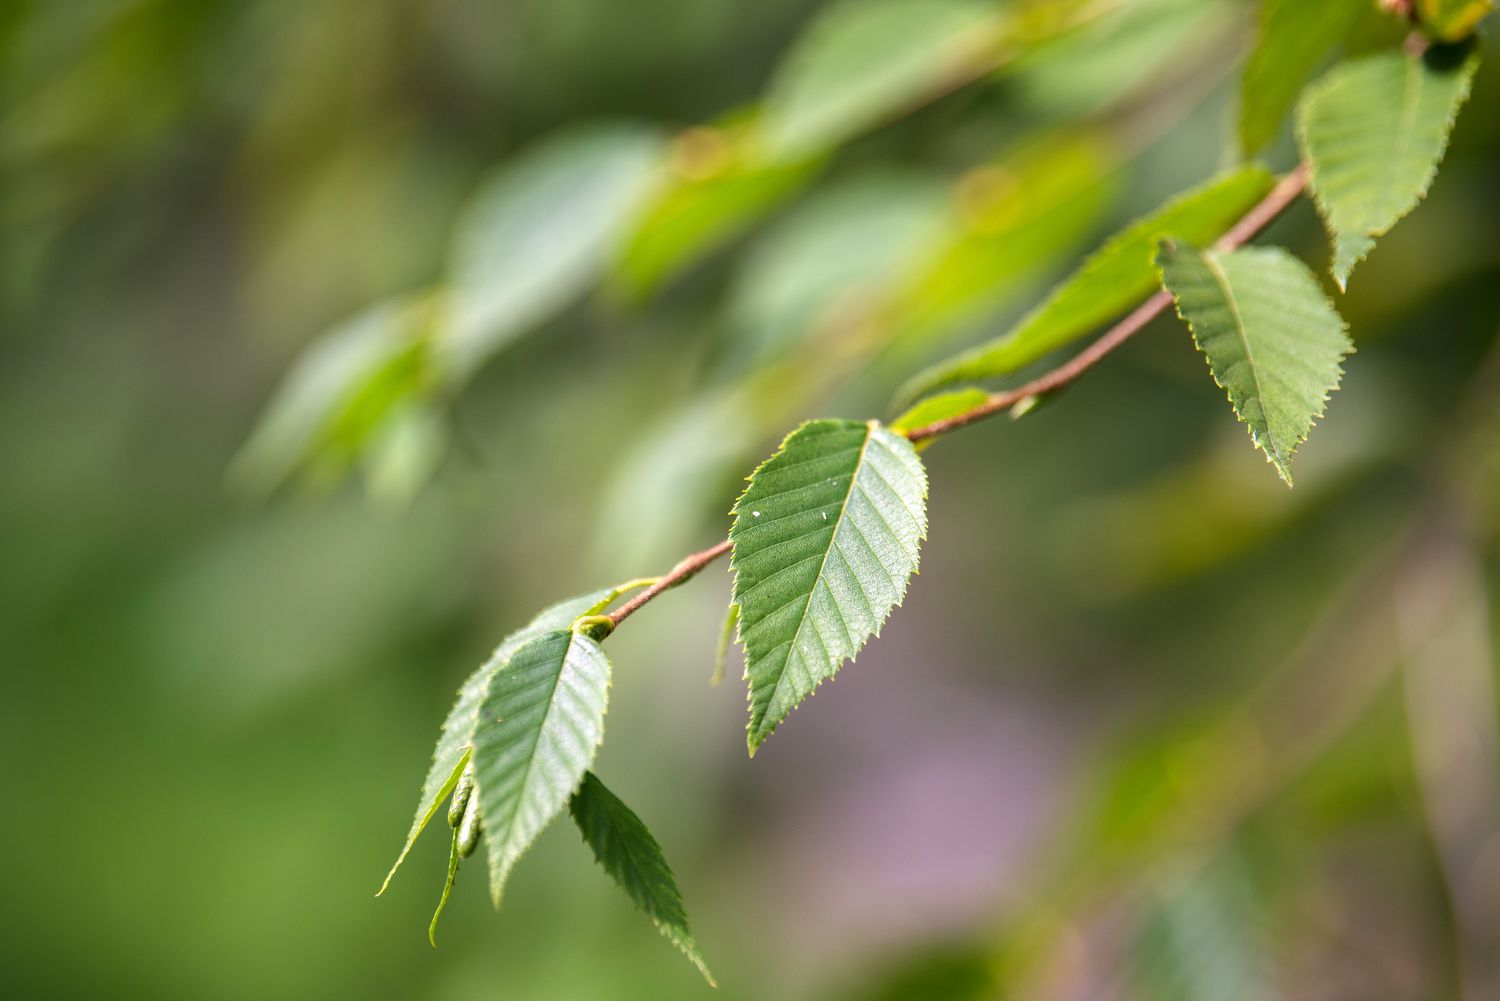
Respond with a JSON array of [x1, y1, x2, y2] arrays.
[[1239, 0, 1365, 155], [1418, 0, 1494, 41], [569, 772, 715, 985], [428, 829, 461, 948], [1297, 45, 1481, 289], [474, 629, 612, 905], [438, 123, 666, 377], [898, 166, 1275, 403], [756, 0, 1004, 160], [1157, 244, 1352, 486], [731, 420, 928, 753], [378, 588, 611, 894]]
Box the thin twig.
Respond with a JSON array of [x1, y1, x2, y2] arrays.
[[603, 163, 1312, 628], [903, 161, 1310, 444]]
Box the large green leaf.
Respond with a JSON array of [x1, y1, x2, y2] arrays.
[[730, 419, 928, 753], [438, 123, 666, 377], [1238, 0, 1365, 155], [1418, 0, 1494, 41], [474, 629, 612, 905], [378, 589, 610, 895], [1158, 244, 1352, 486], [898, 166, 1275, 403], [1297, 46, 1481, 289], [569, 772, 715, 985], [756, 0, 1003, 160]]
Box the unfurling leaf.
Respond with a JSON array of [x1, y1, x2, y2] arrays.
[[569, 772, 715, 985], [474, 629, 612, 906], [1418, 0, 1494, 42], [711, 603, 739, 687], [1157, 244, 1352, 486], [379, 589, 610, 895], [898, 166, 1276, 404], [1238, 0, 1365, 156], [1297, 46, 1481, 289], [731, 420, 927, 753]]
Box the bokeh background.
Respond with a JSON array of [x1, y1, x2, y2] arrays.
[[4, 1, 1500, 998]]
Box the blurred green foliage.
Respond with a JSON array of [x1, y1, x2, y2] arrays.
[[3, 1, 1499, 999]]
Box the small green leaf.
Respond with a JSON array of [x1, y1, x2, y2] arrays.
[[474, 629, 612, 906], [438, 123, 666, 377], [731, 420, 928, 753], [898, 166, 1276, 403], [1158, 244, 1352, 486], [711, 602, 739, 687], [889, 388, 990, 450], [379, 589, 611, 895], [1297, 46, 1481, 289], [1419, 0, 1494, 41], [428, 829, 461, 948], [757, 0, 1003, 160], [569, 772, 715, 985], [1238, 0, 1365, 155]]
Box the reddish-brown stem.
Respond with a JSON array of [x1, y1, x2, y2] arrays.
[[903, 161, 1310, 443], [604, 162, 1312, 628], [606, 538, 733, 628]]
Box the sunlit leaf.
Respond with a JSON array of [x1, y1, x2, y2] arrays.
[[731, 420, 927, 753], [569, 772, 715, 985], [899, 166, 1274, 403], [378, 589, 611, 894], [888, 388, 990, 451], [1297, 45, 1480, 289], [1239, 0, 1365, 155], [439, 123, 666, 377], [757, 0, 1004, 160], [1158, 244, 1352, 485], [474, 629, 612, 905], [1418, 0, 1494, 41]]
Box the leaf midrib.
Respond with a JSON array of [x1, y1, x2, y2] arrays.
[[493, 632, 578, 852], [760, 422, 876, 732]]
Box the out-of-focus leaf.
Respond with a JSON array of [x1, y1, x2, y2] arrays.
[[1239, 0, 1365, 155], [731, 420, 927, 753], [569, 772, 715, 985], [474, 629, 612, 905], [899, 165, 1274, 403], [378, 589, 611, 895], [612, 121, 821, 299], [231, 291, 436, 497], [712, 602, 739, 686], [360, 399, 447, 508], [885, 134, 1120, 353], [729, 170, 949, 366], [1297, 46, 1480, 288], [1158, 244, 1352, 486], [438, 123, 667, 377], [756, 0, 1005, 160], [1418, 0, 1494, 41], [1129, 854, 1269, 1001]]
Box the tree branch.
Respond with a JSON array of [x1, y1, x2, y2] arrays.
[[602, 162, 1312, 628]]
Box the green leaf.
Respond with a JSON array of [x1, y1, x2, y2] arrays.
[[1238, 0, 1365, 155], [569, 772, 715, 985], [888, 388, 990, 450], [1418, 0, 1494, 41], [474, 629, 613, 905], [1157, 244, 1352, 486], [711, 602, 739, 687], [378, 589, 611, 895], [1128, 854, 1268, 1001], [898, 166, 1276, 403], [428, 830, 461, 948], [231, 292, 436, 497], [731, 419, 928, 753], [1297, 46, 1481, 289], [757, 0, 1004, 160], [438, 123, 666, 377]]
